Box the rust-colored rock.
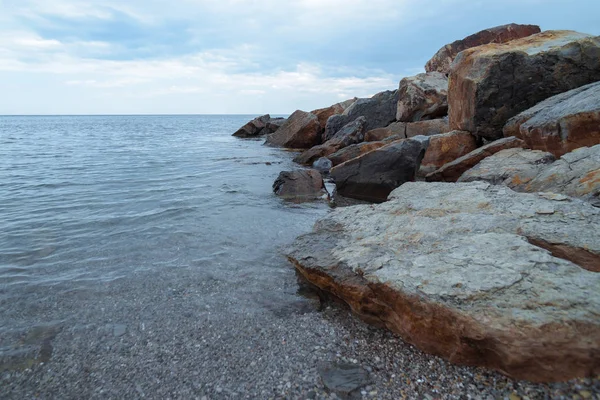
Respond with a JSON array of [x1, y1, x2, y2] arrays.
[[364, 122, 406, 142], [420, 131, 478, 176], [426, 137, 526, 182], [448, 31, 600, 140], [504, 82, 600, 157], [311, 98, 357, 130], [396, 72, 448, 122], [425, 23, 540, 75], [328, 141, 388, 167], [266, 110, 322, 149], [405, 118, 450, 138], [293, 141, 343, 166], [272, 169, 327, 202]]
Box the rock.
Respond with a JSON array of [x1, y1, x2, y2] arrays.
[[425, 23, 541, 75], [448, 31, 600, 140], [318, 363, 370, 397], [364, 122, 406, 142], [113, 324, 127, 337], [311, 98, 357, 130], [232, 114, 271, 137], [458, 148, 556, 188], [328, 141, 388, 167], [503, 82, 600, 157], [328, 117, 367, 147], [273, 170, 327, 202], [312, 157, 333, 173], [420, 130, 478, 176], [405, 118, 450, 138], [330, 136, 429, 203], [287, 181, 600, 382], [266, 110, 322, 149], [293, 141, 343, 166], [265, 118, 286, 133], [396, 72, 448, 122], [426, 137, 526, 182], [324, 90, 398, 141], [525, 145, 600, 207]]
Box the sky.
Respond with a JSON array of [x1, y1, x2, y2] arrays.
[[1, 0, 599, 115]]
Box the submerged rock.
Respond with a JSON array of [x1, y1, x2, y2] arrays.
[[425, 23, 541, 75], [330, 136, 429, 203], [503, 81, 600, 157], [287, 182, 600, 382], [396, 72, 448, 122], [448, 30, 600, 140], [273, 170, 327, 202]]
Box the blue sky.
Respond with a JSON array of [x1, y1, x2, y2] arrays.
[[1, 0, 599, 114]]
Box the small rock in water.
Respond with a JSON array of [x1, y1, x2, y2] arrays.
[[312, 157, 333, 173], [318, 362, 370, 398], [113, 324, 127, 337]]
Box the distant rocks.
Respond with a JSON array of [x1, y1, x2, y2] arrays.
[[448, 30, 600, 140], [396, 72, 448, 122], [504, 81, 600, 157], [266, 110, 322, 149], [273, 170, 327, 202], [288, 181, 600, 382], [330, 136, 429, 203], [232, 114, 286, 138], [425, 23, 541, 75]]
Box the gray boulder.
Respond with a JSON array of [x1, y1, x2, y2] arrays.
[[273, 170, 327, 202], [330, 136, 429, 203], [312, 157, 333, 173], [449, 31, 600, 140], [396, 72, 448, 122], [232, 114, 271, 138], [503, 81, 600, 157], [287, 181, 600, 382], [324, 90, 398, 141]]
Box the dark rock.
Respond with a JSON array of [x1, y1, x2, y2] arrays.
[[426, 137, 526, 182], [364, 122, 406, 142], [232, 114, 271, 138], [330, 136, 430, 203], [503, 81, 600, 157], [328, 141, 388, 167], [293, 142, 344, 166], [405, 118, 450, 138], [329, 117, 367, 147], [448, 31, 600, 140], [318, 363, 370, 398], [266, 110, 322, 149], [312, 157, 333, 173], [311, 98, 357, 130], [425, 23, 541, 74], [324, 90, 398, 141], [273, 170, 327, 202], [397, 72, 448, 122]]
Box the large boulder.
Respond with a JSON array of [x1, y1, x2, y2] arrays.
[[330, 136, 429, 203], [396, 72, 448, 122], [364, 122, 406, 142], [328, 117, 367, 147], [324, 90, 398, 141], [287, 181, 600, 382], [328, 141, 390, 167], [503, 81, 600, 157], [425, 23, 541, 75], [293, 142, 343, 166], [426, 137, 526, 182], [266, 110, 322, 149], [405, 118, 450, 138], [458, 148, 555, 188], [232, 114, 272, 138], [420, 130, 478, 176], [311, 98, 357, 130], [448, 31, 600, 140], [273, 170, 327, 202]]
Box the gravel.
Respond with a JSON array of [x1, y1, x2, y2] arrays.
[[2, 253, 599, 400]]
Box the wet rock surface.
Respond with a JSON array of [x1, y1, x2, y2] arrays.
[[503, 81, 600, 157], [287, 182, 600, 382], [448, 31, 600, 140], [425, 23, 541, 75]]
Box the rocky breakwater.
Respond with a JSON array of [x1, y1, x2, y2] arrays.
[[287, 182, 600, 382]]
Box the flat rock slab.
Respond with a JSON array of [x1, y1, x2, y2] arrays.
[[318, 363, 370, 398], [287, 182, 600, 382], [425, 23, 541, 74], [448, 30, 600, 140], [504, 81, 600, 157]]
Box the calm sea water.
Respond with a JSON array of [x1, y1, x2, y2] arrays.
[[0, 115, 328, 343]]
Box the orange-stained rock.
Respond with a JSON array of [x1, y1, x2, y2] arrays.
[[364, 122, 406, 142], [425, 23, 540, 74], [420, 131, 478, 176], [328, 141, 389, 167], [426, 137, 526, 182], [405, 118, 450, 138], [396, 72, 448, 122], [448, 31, 600, 140], [311, 98, 357, 130], [266, 110, 322, 149], [503, 82, 600, 157]]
